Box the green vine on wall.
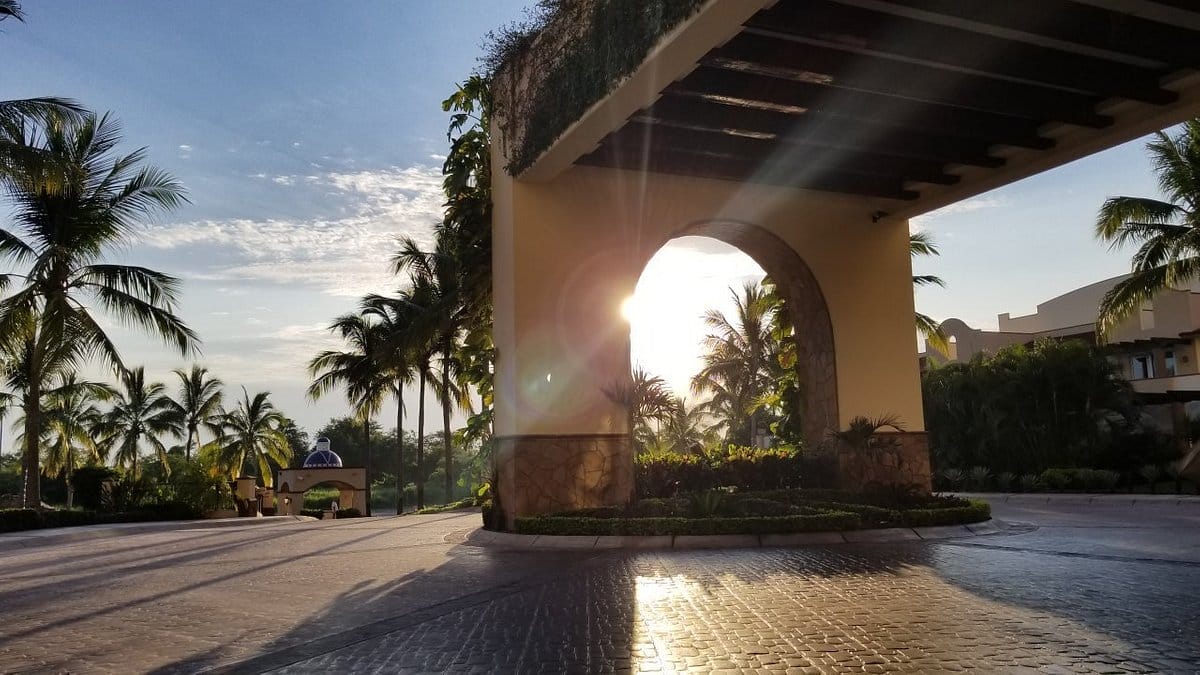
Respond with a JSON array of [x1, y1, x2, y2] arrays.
[[484, 0, 706, 175]]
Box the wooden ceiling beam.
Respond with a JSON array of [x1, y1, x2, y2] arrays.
[[747, 1, 1176, 105], [593, 126, 962, 185], [709, 33, 1115, 127], [856, 0, 1200, 69], [649, 91, 1055, 152], [579, 145, 920, 200]]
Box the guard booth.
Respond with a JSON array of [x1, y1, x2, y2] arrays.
[[489, 0, 1200, 526]]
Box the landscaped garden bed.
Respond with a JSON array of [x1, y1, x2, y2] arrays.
[[509, 490, 990, 537]]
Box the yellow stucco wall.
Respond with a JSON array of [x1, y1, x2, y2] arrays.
[[493, 159, 925, 438]]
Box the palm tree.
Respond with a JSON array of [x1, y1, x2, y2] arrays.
[[360, 294, 418, 514], [166, 365, 223, 462], [0, 1, 22, 21], [911, 232, 950, 353], [394, 234, 469, 505], [207, 388, 292, 486], [96, 367, 176, 476], [0, 110, 197, 507], [37, 373, 111, 507], [307, 312, 388, 514], [692, 282, 777, 446], [1095, 119, 1200, 336]]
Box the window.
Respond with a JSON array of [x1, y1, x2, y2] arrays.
[[1131, 354, 1154, 380], [1165, 350, 1177, 377]]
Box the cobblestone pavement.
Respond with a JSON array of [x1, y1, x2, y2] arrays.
[[0, 502, 1197, 674]]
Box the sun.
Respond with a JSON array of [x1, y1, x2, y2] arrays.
[[620, 295, 637, 322]]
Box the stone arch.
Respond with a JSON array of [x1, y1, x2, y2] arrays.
[[637, 220, 838, 445]]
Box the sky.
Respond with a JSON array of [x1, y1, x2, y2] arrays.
[[0, 2, 1170, 452]]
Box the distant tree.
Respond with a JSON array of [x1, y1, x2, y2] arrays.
[[208, 389, 292, 486], [96, 367, 176, 476], [1095, 119, 1200, 336], [278, 417, 310, 463], [36, 374, 111, 507], [166, 365, 224, 462]]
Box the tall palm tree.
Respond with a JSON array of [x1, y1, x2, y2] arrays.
[[911, 232, 950, 353], [96, 367, 175, 476], [1095, 119, 1200, 336], [36, 373, 111, 507], [394, 234, 468, 504], [167, 365, 223, 462], [692, 282, 777, 446], [360, 294, 417, 514], [207, 388, 292, 487], [0, 110, 197, 507], [307, 312, 388, 514]]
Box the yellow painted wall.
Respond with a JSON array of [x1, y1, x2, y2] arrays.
[[492, 162, 925, 437]]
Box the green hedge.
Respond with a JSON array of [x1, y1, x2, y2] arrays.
[[0, 504, 210, 533], [900, 500, 990, 527], [514, 511, 862, 537], [635, 447, 835, 498]]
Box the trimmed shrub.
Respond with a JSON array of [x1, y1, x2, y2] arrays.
[[629, 498, 684, 518], [514, 512, 862, 537], [335, 508, 362, 518], [0, 508, 43, 533], [1018, 474, 1040, 492], [900, 499, 990, 527], [554, 506, 623, 519], [300, 508, 325, 519], [726, 498, 801, 517]]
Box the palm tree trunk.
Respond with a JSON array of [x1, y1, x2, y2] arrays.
[[416, 368, 426, 510], [66, 445, 74, 510], [442, 337, 452, 504], [364, 417, 372, 516], [396, 384, 404, 515], [186, 426, 195, 462], [21, 382, 40, 509]]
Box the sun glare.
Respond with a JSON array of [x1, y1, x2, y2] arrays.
[[629, 237, 765, 396]]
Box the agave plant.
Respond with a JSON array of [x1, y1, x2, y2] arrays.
[[938, 467, 966, 491], [967, 466, 993, 491], [1017, 474, 1040, 493], [1139, 463, 1163, 493], [995, 472, 1015, 492]]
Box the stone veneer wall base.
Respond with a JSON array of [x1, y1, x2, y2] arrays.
[[494, 434, 634, 529]]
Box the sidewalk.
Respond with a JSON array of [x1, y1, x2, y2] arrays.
[[958, 492, 1200, 506], [0, 514, 316, 550]]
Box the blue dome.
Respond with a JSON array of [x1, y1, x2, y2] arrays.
[[303, 448, 343, 468]]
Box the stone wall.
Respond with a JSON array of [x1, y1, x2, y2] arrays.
[[836, 431, 932, 493], [494, 433, 634, 528]]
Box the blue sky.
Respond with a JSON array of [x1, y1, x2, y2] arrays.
[[1, 1, 1170, 448]]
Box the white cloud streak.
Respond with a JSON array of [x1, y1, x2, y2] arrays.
[[141, 165, 443, 297]]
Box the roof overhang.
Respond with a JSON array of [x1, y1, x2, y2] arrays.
[[508, 0, 1200, 219]]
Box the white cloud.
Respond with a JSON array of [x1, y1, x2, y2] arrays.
[[272, 175, 295, 186], [910, 195, 1005, 232], [178, 144, 192, 151], [429, 153, 446, 161], [141, 165, 443, 298], [292, 142, 302, 148]]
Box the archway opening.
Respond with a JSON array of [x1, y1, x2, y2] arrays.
[[624, 223, 837, 453]]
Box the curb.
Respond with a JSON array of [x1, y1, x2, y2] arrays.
[[465, 519, 1031, 551], [0, 515, 317, 550], [959, 492, 1200, 506]]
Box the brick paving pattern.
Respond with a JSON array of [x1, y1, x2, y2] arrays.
[[0, 506, 1197, 673]]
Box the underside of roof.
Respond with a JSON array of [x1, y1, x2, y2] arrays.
[[533, 0, 1200, 212]]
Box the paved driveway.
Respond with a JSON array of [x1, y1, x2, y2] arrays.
[[0, 499, 1197, 673]]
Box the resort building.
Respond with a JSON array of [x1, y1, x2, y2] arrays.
[[922, 274, 1200, 403]]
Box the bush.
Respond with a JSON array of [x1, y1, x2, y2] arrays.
[[300, 508, 325, 519], [1018, 474, 1040, 492], [415, 497, 479, 514], [629, 497, 683, 517], [1039, 468, 1073, 491], [996, 472, 1015, 491], [939, 468, 966, 491], [900, 499, 990, 527], [634, 446, 827, 498], [514, 512, 862, 537], [0, 508, 43, 533], [726, 497, 801, 517], [335, 508, 362, 518]]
